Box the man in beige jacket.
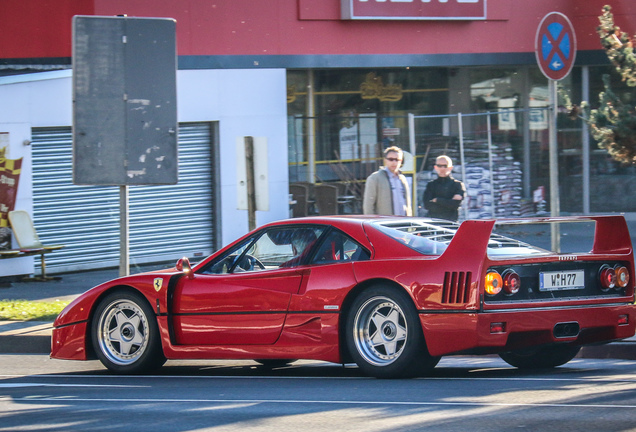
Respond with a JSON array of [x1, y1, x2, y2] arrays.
[[363, 146, 412, 216]]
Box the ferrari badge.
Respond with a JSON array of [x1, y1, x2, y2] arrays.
[[153, 278, 163, 292]]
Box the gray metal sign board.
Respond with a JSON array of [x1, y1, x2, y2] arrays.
[[72, 15, 178, 185]]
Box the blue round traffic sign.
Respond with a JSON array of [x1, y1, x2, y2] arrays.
[[535, 12, 577, 80]]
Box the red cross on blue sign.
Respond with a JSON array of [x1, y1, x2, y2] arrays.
[[535, 12, 577, 81]]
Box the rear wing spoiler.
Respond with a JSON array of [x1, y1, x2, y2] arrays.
[[493, 215, 633, 255], [440, 215, 632, 265]]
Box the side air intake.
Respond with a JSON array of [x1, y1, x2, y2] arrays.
[[442, 271, 472, 304]]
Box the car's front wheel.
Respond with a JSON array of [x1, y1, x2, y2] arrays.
[[345, 285, 439, 378], [499, 345, 581, 369], [92, 291, 166, 374]]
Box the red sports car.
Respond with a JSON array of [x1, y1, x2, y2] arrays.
[[51, 215, 635, 378]]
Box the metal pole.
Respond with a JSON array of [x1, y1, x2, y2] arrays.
[[119, 185, 130, 277], [549, 79, 561, 252], [294, 115, 301, 182], [457, 113, 466, 220], [245, 136, 257, 231], [522, 67, 532, 200], [307, 69, 316, 183], [486, 113, 496, 218], [582, 66, 591, 214], [408, 113, 417, 215]]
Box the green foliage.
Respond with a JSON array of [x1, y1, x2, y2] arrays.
[[597, 5, 636, 86], [587, 5, 636, 164], [0, 299, 68, 321]]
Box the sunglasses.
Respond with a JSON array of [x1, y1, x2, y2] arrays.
[[435, 164, 448, 168], [385, 157, 402, 162]]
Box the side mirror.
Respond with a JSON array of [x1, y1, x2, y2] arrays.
[[176, 257, 195, 279]]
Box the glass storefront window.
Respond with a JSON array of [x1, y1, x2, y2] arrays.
[[470, 68, 524, 111], [287, 68, 449, 184], [287, 64, 636, 218]]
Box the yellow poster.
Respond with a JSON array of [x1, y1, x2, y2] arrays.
[[0, 145, 23, 250]]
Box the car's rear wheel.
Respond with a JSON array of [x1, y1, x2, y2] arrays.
[[345, 285, 440, 378], [499, 345, 581, 369], [92, 291, 166, 374]]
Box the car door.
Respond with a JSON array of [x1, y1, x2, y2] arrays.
[[171, 225, 325, 345]]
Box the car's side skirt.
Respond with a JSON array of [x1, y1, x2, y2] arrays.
[[157, 312, 342, 363]]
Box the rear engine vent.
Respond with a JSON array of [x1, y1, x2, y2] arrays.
[[442, 271, 472, 304]]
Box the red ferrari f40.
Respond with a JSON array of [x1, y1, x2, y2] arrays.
[[51, 215, 635, 378]]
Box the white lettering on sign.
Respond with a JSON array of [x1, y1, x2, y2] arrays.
[[0, 175, 16, 187], [343, 0, 486, 20], [357, 0, 480, 3]]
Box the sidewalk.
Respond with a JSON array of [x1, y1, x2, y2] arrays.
[[1, 264, 636, 358]]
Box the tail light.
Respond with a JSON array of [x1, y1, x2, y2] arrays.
[[615, 266, 630, 289], [502, 270, 521, 295], [599, 265, 616, 291], [485, 270, 503, 295]]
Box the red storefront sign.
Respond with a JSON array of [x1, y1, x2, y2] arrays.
[[341, 0, 486, 20]]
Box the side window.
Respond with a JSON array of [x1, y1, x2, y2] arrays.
[[200, 225, 327, 274], [199, 239, 253, 274], [275, 227, 324, 268], [311, 230, 370, 265]]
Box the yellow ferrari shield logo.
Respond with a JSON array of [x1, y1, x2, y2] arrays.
[[153, 278, 163, 292]]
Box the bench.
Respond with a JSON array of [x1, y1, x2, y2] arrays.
[[4, 211, 65, 281]]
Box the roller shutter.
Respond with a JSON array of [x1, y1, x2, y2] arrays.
[[30, 123, 216, 273]]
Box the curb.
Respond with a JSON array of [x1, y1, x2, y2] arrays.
[[577, 342, 636, 361], [0, 321, 52, 354], [0, 335, 51, 354]]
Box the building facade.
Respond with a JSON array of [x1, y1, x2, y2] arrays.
[[1, 0, 635, 276]]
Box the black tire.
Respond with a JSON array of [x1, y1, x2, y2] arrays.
[[499, 345, 581, 369], [345, 284, 440, 378], [254, 359, 298, 368], [91, 290, 166, 374]]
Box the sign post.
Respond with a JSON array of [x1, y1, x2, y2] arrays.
[[535, 12, 576, 252], [73, 16, 178, 276]]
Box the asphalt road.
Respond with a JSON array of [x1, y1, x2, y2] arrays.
[[3, 355, 636, 431]]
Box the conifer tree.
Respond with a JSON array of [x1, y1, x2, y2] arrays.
[[580, 5, 636, 164]]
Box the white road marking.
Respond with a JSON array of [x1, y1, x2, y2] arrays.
[[0, 383, 146, 388], [3, 374, 636, 383], [0, 375, 636, 386], [1, 397, 635, 409]]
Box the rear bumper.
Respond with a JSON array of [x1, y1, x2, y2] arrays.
[[420, 304, 636, 357]]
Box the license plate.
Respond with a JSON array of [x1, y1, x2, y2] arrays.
[[539, 270, 585, 291]]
